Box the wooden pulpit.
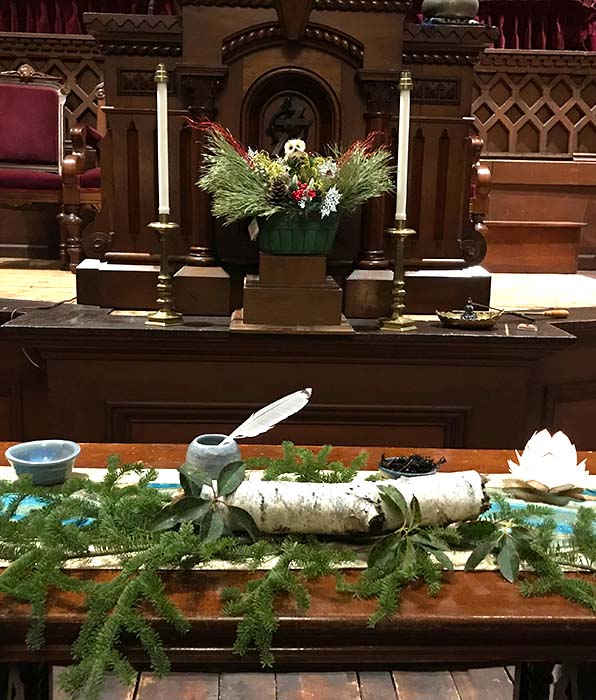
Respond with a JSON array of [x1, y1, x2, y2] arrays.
[[77, 4, 497, 315]]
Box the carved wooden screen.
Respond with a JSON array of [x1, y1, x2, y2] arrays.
[[473, 49, 596, 157]]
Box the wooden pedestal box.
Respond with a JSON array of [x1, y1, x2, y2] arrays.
[[344, 268, 492, 318], [234, 255, 352, 333]]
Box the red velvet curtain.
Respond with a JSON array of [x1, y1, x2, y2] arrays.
[[477, 0, 596, 50], [0, 0, 178, 34], [408, 0, 596, 50]]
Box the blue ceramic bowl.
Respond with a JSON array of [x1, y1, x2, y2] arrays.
[[5, 440, 81, 485]]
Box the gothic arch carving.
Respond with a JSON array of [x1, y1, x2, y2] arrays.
[[222, 22, 364, 68], [241, 67, 340, 152]]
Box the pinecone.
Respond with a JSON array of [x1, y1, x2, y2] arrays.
[[268, 177, 288, 205]]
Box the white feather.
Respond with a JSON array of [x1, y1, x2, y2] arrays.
[[224, 388, 312, 443]]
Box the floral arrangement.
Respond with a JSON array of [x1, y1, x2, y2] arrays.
[[194, 123, 393, 228]]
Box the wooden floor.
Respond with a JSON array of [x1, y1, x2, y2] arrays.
[[0, 262, 596, 311], [51, 668, 515, 700]]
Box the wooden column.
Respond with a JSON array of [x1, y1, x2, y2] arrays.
[[179, 66, 227, 266], [356, 72, 399, 270]]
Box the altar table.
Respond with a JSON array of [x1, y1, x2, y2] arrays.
[[1, 442, 595, 699]]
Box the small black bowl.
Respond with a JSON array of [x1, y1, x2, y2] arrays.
[[378, 454, 445, 478]]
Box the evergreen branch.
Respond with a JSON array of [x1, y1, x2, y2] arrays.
[[250, 442, 367, 483]]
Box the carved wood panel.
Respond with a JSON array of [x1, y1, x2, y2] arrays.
[[473, 49, 596, 157]]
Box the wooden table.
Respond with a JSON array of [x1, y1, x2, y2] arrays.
[[1, 443, 595, 700]]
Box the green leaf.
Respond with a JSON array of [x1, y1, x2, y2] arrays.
[[465, 537, 500, 572], [151, 497, 211, 531], [227, 506, 261, 541], [200, 509, 225, 543], [178, 463, 212, 496], [409, 497, 422, 528], [427, 547, 454, 572], [368, 533, 400, 570], [378, 485, 409, 523], [400, 539, 416, 574], [497, 536, 520, 583], [457, 520, 498, 542], [178, 472, 193, 497], [217, 462, 246, 497]]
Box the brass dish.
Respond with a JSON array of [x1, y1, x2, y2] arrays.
[[436, 309, 503, 329]]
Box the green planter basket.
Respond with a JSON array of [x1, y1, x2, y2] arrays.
[[258, 213, 339, 255]]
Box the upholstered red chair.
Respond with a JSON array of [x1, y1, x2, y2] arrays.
[[0, 64, 102, 271]]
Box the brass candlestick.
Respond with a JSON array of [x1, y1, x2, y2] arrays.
[[381, 220, 416, 332], [146, 213, 184, 326]]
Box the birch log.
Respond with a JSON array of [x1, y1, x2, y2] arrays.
[[223, 471, 487, 535]]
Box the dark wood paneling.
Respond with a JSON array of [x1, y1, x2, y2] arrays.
[[543, 379, 596, 451], [0, 303, 581, 449], [106, 401, 469, 447]]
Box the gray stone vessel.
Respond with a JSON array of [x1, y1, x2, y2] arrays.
[[185, 433, 241, 480]]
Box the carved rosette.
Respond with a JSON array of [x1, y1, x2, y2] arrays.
[[179, 67, 228, 121]]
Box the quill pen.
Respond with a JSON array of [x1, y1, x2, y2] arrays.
[[223, 388, 312, 443]]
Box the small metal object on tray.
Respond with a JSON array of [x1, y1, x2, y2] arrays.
[[436, 308, 503, 329], [437, 297, 503, 329]]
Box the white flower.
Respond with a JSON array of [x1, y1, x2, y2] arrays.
[[320, 186, 342, 218], [508, 429, 589, 492], [247, 146, 259, 159], [318, 159, 338, 178], [284, 139, 306, 159]]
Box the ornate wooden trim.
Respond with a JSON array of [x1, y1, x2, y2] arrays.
[[0, 63, 68, 92], [178, 65, 228, 120], [107, 400, 469, 446], [0, 32, 99, 59], [358, 70, 399, 113], [313, 0, 409, 11], [404, 51, 479, 65], [182, 0, 409, 10], [404, 23, 500, 46], [413, 78, 460, 104], [222, 22, 364, 66], [84, 13, 182, 57], [404, 23, 499, 65], [477, 49, 596, 74], [118, 69, 176, 95], [83, 14, 182, 36]]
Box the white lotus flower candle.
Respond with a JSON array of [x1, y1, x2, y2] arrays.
[[508, 429, 589, 492]]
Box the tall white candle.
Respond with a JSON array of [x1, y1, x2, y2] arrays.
[[155, 63, 170, 217], [395, 70, 413, 223]]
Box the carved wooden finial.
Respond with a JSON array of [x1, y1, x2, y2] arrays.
[[275, 0, 313, 41]]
